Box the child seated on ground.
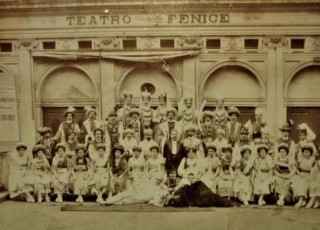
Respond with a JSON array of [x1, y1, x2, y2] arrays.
[[163, 170, 180, 194]]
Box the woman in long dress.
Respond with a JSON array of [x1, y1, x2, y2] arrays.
[[233, 145, 254, 205], [9, 143, 35, 202], [253, 144, 274, 206], [31, 144, 52, 203], [308, 158, 320, 208], [273, 143, 296, 206], [51, 143, 72, 203], [178, 147, 202, 184], [145, 145, 166, 182], [90, 143, 110, 203], [128, 146, 145, 185], [72, 144, 91, 203], [109, 143, 128, 197], [201, 143, 221, 193]]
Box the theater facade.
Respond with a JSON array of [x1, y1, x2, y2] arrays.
[[0, 0, 320, 188]]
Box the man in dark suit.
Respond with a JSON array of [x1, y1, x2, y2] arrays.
[[163, 129, 185, 174]]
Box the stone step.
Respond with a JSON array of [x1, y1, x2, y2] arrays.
[[0, 191, 9, 202]]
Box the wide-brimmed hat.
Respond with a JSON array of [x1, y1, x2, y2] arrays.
[[240, 145, 252, 155], [55, 143, 66, 152], [129, 108, 140, 116], [64, 106, 76, 117], [16, 143, 27, 151], [37, 127, 53, 136], [203, 111, 214, 119], [149, 144, 160, 152], [132, 146, 142, 152], [206, 143, 217, 152], [184, 124, 198, 133], [279, 123, 291, 132], [257, 144, 269, 153], [222, 145, 233, 153], [108, 110, 118, 117], [113, 143, 124, 153], [166, 107, 177, 116], [33, 144, 46, 153], [228, 106, 240, 117], [301, 143, 314, 154], [93, 127, 104, 136], [216, 128, 225, 136], [85, 106, 97, 117], [240, 126, 249, 135], [277, 143, 289, 154], [75, 144, 86, 153], [96, 143, 106, 151]]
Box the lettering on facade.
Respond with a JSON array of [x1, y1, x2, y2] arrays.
[[66, 14, 230, 26]]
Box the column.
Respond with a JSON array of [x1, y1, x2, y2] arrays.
[[100, 59, 115, 119], [182, 57, 197, 108], [16, 40, 38, 149]]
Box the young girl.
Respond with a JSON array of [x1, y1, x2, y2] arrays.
[[145, 145, 166, 181], [31, 144, 52, 203], [291, 143, 316, 207], [91, 143, 110, 203], [308, 157, 320, 208], [217, 145, 235, 199], [9, 143, 34, 202], [233, 145, 254, 205], [178, 147, 201, 184], [120, 129, 139, 160], [109, 143, 128, 197], [212, 129, 228, 155], [128, 146, 145, 184], [72, 144, 91, 203], [52, 143, 72, 203], [273, 143, 296, 206], [254, 144, 274, 206], [201, 144, 221, 193], [163, 170, 181, 194]]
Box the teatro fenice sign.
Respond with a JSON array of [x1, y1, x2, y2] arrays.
[[66, 13, 230, 26]]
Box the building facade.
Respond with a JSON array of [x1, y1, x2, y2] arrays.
[[0, 0, 320, 188]]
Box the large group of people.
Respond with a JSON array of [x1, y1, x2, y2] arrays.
[[8, 91, 320, 208]]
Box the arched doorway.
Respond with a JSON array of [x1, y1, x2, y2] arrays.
[[201, 65, 265, 124], [37, 66, 99, 136], [286, 65, 320, 146]]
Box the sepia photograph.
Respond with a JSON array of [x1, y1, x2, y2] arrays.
[[0, 0, 320, 229]]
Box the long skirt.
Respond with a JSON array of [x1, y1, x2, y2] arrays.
[[201, 172, 219, 193], [254, 172, 272, 195], [218, 174, 234, 197], [33, 172, 51, 195], [73, 171, 89, 195], [274, 175, 292, 196], [90, 169, 110, 195], [234, 174, 253, 202], [291, 172, 310, 198], [9, 170, 34, 198], [52, 170, 70, 195], [110, 175, 127, 194], [309, 173, 320, 197]]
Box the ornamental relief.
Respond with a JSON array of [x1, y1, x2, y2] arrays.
[[56, 39, 77, 50], [177, 36, 203, 48], [94, 38, 120, 49]]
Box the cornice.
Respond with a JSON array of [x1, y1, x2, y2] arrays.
[[0, 3, 320, 16]]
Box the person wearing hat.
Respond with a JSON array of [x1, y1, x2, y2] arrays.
[[217, 145, 235, 199], [87, 127, 111, 161], [9, 143, 35, 202], [181, 124, 205, 159], [153, 92, 169, 143], [65, 130, 78, 160], [119, 128, 139, 161], [178, 147, 202, 185], [275, 123, 296, 163], [73, 144, 91, 203], [233, 126, 256, 162], [127, 107, 143, 141], [158, 107, 182, 148], [254, 144, 274, 206], [54, 106, 80, 145], [291, 143, 316, 208], [128, 146, 145, 183], [273, 143, 296, 206], [248, 106, 267, 144], [201, 143, 221, 193], [200, 111, 216, 144], [212, 98, 228, 130], [163, 129, 185, 174], [51, 143, 72, 203], [79, 106, 102, 144], [30, 144, 51, 203], [255, 127, 275, 160], [34, 127, 58, 165], [104, 110, 123, 148], [117, 91, 134, 130], [212, 128, 228, 157], [295, 123, 318, 161], [109, 143, 128, 198], [225, 106, 242, 147], [90, 143, 110, 204], [308, 154, 320, 208], [233, 145, 254, 206], [138, 128, 159, 161], [145, 144, 166, 182], [178, 97, 198, 132], [139, 91, 155, 140]]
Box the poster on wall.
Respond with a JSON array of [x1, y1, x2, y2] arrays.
[[0, 80, 20, 141]]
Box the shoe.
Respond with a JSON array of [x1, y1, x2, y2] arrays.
[[26, 195, 35, 203], [306, 199, 315, 208], [277, 199, 284, 206], [301, 200, 307, 207], [96, 196, 102, 203], [313, 200, 320, 208], [243, 201, 249, 206], [45, 195, 51, 203], [79, 196, 84, 203], [295, 200, 303, 208], [75, 197, 80, 203], [37, 196, 43, 204]]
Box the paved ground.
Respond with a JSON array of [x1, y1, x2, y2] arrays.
[[0, 201, 319, 230]]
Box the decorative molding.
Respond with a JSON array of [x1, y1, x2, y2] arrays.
[[15, 40, 38, 50], [56, 39, 78, 50], [94, 38, 120, 49], [263, 36, 288, 48], [312, 37, 320, 51], [137, 37, 160, 49], [177, 36, 203, 48], [224, 37, 242, 51]]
